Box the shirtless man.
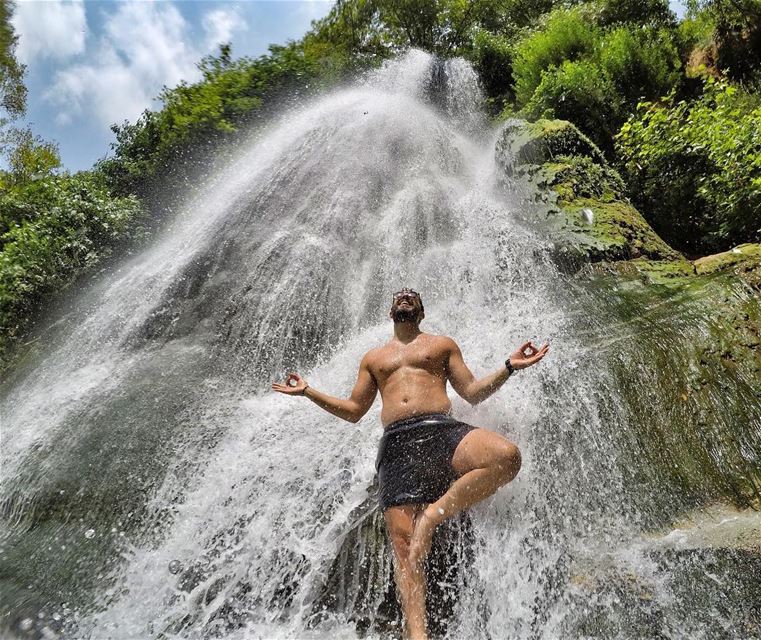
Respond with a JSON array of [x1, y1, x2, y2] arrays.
[[272, 288, 549, 639]]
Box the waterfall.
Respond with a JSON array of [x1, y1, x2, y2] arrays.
[[1, 50, 759, 640]]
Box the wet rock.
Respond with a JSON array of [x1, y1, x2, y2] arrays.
[[494, 117, 761, 511], [693, 243, 761, 291], [563, 543, 761, 639], [496, 118, 606, 176], [312, 495, 486, 639], [495, 119, 682, 271]]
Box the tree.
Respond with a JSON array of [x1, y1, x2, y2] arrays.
[[687, 0, 761, 81], [0, 0, 26, 122]]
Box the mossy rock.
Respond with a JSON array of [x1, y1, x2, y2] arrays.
[[693, 243, 761, 291], [496, 118, 606, 177], [536, 157, 683, 271], [585, 256, 696, 287], [579, 251, 761, 511], [495, 119, 683, 270], [589, 243, 761, 290]]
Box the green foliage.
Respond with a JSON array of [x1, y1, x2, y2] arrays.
[[100, 40, 361, 199], [1, 128, 62, 187], [595, 0, 676, 27], [367, 0, 517, 55], [470, 29, 515, 110], [616, 80, 761, 254], [523, 60, 622, 152], [0, 173, 144, 351], [515, 15, 682, 154], [0, 0, 26, 120], [698, 0, 761, 81], [513, 8, 599, 107], [597, 26, 682, 104], [676, 8, 714, 54], [490, 0, 558, 29], [310, 0, 396, 58]]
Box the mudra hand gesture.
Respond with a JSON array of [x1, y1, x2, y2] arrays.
[[272, 372, 308, 395], [509, 341, 549, 370]]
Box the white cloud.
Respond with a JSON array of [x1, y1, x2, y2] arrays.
[[45, 1, 217, 128], [12, 0, 87, 63], [296, 0, 333, 23], [203, 7, 248, 51]]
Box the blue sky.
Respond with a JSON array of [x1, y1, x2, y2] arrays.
[[14, 0, 686, 172], [13, 0, 333, 171]]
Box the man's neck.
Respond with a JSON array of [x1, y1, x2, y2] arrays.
[[393, 321, 422, 344]]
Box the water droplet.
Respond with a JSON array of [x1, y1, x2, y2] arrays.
[[52, 613, 62, 621], [84, 529, 95, 539], [168, 560, 182, 574], [19, 618, 33, 631], [437, 507, 445, 515]]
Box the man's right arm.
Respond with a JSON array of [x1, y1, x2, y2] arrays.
[[271, 353, 378, 423]]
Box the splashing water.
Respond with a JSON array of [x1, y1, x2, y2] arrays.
[[1, 51, 759, 640]]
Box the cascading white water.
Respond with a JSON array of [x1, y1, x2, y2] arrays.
[[2, 50, 758, 640]]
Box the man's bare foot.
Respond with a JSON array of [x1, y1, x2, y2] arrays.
[[408, 509, 439, 568]]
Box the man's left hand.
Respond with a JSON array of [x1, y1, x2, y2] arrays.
[[509, 341, 550, 370]]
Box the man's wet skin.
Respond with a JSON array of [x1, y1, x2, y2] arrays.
[[368, 292, 457, 426], [272, 288, 549, 640]]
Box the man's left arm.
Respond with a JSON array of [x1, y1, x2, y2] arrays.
[[446, 338, 550, 405]]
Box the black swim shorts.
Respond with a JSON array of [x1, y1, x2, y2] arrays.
[[375, 413, 478, 511]]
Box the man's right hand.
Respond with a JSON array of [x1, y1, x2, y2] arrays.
[[272, 372, 308, 396]]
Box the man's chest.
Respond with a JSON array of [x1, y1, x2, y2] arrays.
[[371, 343, 447, 380]]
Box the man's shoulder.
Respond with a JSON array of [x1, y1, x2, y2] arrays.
[[361, 345, 384, 364], [422, 333, 457, 351], [426, 332, 457, 344]]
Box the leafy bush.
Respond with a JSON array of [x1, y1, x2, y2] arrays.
[[512, 9, 682, 155], [702, 0, 761, 82], [616, 80, 761, 254], [595, 0, 676, 27], [0, 173, 144, 352], [470, 29, 515, 111], [512, 8, 599, 107], [522, 60, 622, 153], [0, 0, 26, 120], [597, 26, 682, 105]]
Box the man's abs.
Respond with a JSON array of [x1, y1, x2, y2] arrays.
[[366, 333, 454, 427], [377, 368, 452, 427]]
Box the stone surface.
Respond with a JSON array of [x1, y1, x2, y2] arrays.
[[538, 158, 683, 269], [495, 117, 761, 514], [496, 118, 606, 176]]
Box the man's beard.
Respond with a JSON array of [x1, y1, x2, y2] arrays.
[[391, 307, 420, 323]]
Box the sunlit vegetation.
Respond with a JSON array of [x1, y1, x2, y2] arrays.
[[617, 80, 761, 254], [1, 0, 760, 365]]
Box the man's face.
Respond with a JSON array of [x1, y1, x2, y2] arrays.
[[389, 289, 424, 323]]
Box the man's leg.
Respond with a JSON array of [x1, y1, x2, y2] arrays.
[[384, 504, 430, 640], [408, 428, 521, 566]]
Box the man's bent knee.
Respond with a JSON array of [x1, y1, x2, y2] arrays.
[[495, 443, 521, 483]]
